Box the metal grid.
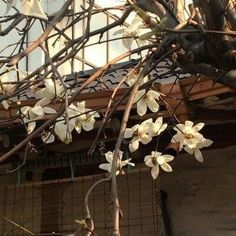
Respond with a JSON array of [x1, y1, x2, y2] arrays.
[[0, 167, 165, 236]]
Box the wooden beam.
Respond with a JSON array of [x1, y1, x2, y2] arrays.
[[179, 75, 234, 101], [0, 75, 234, 126]]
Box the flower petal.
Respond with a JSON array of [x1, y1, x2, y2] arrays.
[[174, 124, 185, 132], [99, 163, 111, 172], [147, 90, 160, 100], [194, 122, 205, 131], [185, 120, 194, 128], [194, 148, 204, 162], [31, 105, 44, 117], [124, 128, 135, 139], [151, 165, 159, 180], [160, 162, 172, 172], [75, 120, 82, 134], [2, 100, 10, 110], [105, 151, 114, 163], [120, 159, 135, 168], [144, 155, 154, 167], [42, 132, 55, 144], [43, 107, 57, 114], [22, 0, 48, 20], [27, 121, 36, 134], [129, 138, 139, 152], [140, 135, 152, 145], [163, 154, 174, 162], [202, 138, 213, 148], [183, 146, 194, 155], [133, 90, 145, 103], [54, 120, 69, 142], [82, 120, 95, 131], [147, 98, 159, 113], [158, 124, 167, 135], [137, 99, 147, 116], [36, 97, 51, 107]]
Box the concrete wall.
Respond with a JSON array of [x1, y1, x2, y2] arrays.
[[161, 145, 236, 236]]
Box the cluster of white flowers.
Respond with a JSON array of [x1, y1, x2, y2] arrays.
[[172, 120, 213, 162], [17, 78, 100, 144], [125, 69, 161, 116], [124, 117, 167, 152], [98, 82, 213, 179], [42, 101, 100, 144]]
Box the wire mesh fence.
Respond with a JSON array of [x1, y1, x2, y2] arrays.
[[0, 167, 165, 236]]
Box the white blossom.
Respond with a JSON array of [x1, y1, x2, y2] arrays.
[[22, 0, 47, 19], [172, 120, 213, 162], [144, 151, 174, 179], [183, 138, 213, 162], [68, 101, 100, 134], [20, 98, 56, 134], [53, 117, 75, 144], [149, 117, 167, 137], [36, 78, 65, 102], [124, 118, 153, 152], [134, 89, 160, 116], [6, 0, 47, 20], [113, 14, 150, 48], [41, 101, 100, 144], [126, 69, 150, 87], [99, 151, 135, 175]]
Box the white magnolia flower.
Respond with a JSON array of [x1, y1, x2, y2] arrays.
[[124, 118, 153, 152], [172, 120, 205, 150], [126, 69, 150, 87], [53, 117, 75, 144], [67, 102, 86, 134], [0, 74, 14, 109], [184, 138, 213, 162], [42, 101, 99, 144], [42, 117, 75, 145], [113, 14, 150, 48], [99, 151, 135, 175], [20, 98, 56, 134], [144, 151, 174, 179], [0, 74, 14, 94], [172, 120, 213, 162], [149, 117, 167, 137], [36, 78, 65, 102], [68, 101, 100, 134], [134, 89, 160, 116], [22, 0, 47, 20], [0, 69, 28, 109], [6, 0, 47, 20]]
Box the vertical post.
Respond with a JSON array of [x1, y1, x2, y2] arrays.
[[17, 162, 21, 186], [69, 157, 75, 181]]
